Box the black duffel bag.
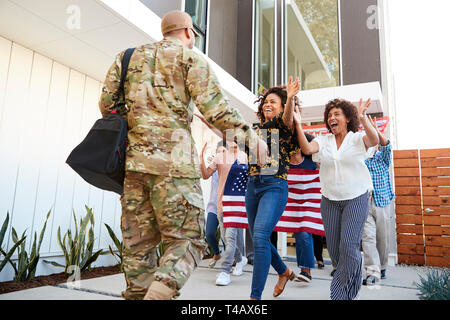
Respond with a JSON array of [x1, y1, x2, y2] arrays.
[[66, 48, 135, 195]]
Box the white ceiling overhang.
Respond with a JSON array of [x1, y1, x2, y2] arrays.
[[0, 0, 384, 124], [0, 0, 258, 122]]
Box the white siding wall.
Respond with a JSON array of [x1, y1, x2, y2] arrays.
[[0, 37, 122, 281], [0, 36, 216, 282]]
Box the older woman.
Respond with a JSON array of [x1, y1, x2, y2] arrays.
[[246, 76, 300, 300], [293, 98, 379, 300]]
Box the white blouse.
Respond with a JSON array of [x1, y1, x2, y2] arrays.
[[312, 131, 373, 201]]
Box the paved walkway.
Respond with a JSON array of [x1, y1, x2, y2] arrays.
[[0, 258, 427, 300]]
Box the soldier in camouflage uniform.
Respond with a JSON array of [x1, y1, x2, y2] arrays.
[[99, 10, 263, 300]]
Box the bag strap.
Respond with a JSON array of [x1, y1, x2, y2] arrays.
[[112, 48, 135, 114], [119, 48, 135, 96]]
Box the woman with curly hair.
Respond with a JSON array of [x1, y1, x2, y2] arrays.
[[293, 98, 379, 300], [245, 76, 300, 300]]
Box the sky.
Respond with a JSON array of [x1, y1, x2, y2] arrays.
[[387, 0, 450, 149]]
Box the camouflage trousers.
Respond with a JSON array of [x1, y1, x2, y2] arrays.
[[120, 171, 207, 300]]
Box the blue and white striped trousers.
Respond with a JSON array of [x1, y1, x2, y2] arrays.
[[321, 192, 369, 300]]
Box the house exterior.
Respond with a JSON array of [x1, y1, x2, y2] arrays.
[[0, 0, 396, 282]]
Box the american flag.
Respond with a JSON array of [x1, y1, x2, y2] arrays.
[[222, 162, 249, 229], [222, 167, 325, 236], [274, 168, 325, 235]]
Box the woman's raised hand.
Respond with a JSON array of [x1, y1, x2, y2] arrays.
[[368, 115, 379, 132], [286, 76, 300, 99], [357, 98, 371, 121], [293, 105, 302, 125]]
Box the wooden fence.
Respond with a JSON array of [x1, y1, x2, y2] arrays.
[[393, 148, 450, 267]]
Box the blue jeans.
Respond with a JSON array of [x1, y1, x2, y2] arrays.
[[205, 212, 220, 255], [294, 232, 315, 269], [245, 175, 289, 300]]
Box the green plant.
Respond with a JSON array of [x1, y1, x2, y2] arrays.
[[0, 212, 26, 273], [104, 223, 123, 271], [44, 206, 103, 277], [7, 210, 51, 282], [415, 268, 450, 300]]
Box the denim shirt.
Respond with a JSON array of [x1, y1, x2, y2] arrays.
[[364, 141, 396, 207]]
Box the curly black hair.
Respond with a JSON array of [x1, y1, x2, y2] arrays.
[[255, 86, 301, 123], [324, 98, 360, 133]]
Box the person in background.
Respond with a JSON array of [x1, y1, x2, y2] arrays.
[[203, 142, 227, 268], [362, 116, 395, 285], [312, 235, 325, 269], [294, 98, 379, 300], [200, 139, 248, 286], [286, 134, 324, 283], [245, 76, 301, 300]]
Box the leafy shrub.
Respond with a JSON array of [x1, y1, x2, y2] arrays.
[[104, 223, 123, 271], [415, 268, 450, 300], [8, 210, 51, 282], [44, 206, 102, 277], [0, 212, 26, 273]]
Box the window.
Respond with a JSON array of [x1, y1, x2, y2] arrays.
[[254, 0, 276, 95], [284, 0, 340, 90], [185, 0, 208, 52]]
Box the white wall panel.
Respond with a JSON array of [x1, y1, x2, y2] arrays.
[[49, 70, 85, 253], [34, 62, 70, 253], [0, 43, 33, 250], [11, 53, 53, 252], [0, 36, 12, 125]]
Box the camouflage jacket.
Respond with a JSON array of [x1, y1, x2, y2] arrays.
[[99, 37, 258, 179]]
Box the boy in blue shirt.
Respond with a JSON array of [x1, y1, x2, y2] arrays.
[[362, 117, 395, 285]]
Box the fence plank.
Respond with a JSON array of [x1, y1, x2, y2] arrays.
[[397, 244, 425, 255], [422, 206, 450, 215], [425, 236, 450, 246], [420, 149, 450, 158], [424, 226, 450, 236], [396, 215, 423, 225], [396, 205, 422, 215], [423, 216, 450, 226], [394, 150, 418, 159], [397, 225, 424, 234], [421, 168, 450, 177], [396, 234, 424, 245], [395, 187, 421, 196], [421, 158, 450, 168], [422, 196, 450, 206], [394, 177, 420, 186], [393, 158, 420, 168], [398, 254, 425, 265], [426, 246, 450, 257], [422, 187, 450, 196], [393, 167, 420, 177], [422, 177, 450, 187], [395, 196, 421, 205], [426, 256, 450, 267]]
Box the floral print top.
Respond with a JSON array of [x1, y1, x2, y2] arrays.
[[248, 113, 299, 180]]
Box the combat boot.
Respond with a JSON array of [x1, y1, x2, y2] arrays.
[[144, 281, 176, 300]]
